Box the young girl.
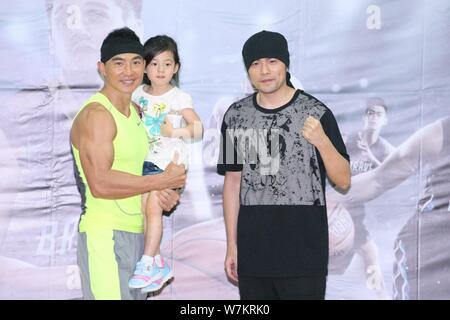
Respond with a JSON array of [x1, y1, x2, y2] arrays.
[[128, 35, 203, 293]]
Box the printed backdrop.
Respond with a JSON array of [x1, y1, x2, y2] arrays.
[[0, 0, 449, 299]]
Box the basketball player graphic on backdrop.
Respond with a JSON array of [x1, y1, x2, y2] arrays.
[[327, 98, 394, 299], [333, 116, 450, 300]]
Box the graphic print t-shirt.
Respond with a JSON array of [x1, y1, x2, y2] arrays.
[[217, 90, 349, 277], [132, 85, 193, 168]]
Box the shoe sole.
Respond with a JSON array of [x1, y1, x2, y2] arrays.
[[128, 272, 163, 289], [141, 271, 174, 293]]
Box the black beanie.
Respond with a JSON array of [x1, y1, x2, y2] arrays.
[[242, 30, 290, 70]]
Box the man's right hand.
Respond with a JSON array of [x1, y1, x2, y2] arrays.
[[225, 244, 238, 284], [161, 152, 186, 189]]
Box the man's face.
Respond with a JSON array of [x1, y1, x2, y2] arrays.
[[49, 0, 138, 86], [247, 58, 287, 95], [99, 53, 144, 95], [364, 105, 387, 130]]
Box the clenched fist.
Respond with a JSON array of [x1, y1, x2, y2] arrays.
[[301, 116, 329, 148]]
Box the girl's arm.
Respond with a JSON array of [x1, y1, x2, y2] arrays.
[[162, 108, 204, 142]]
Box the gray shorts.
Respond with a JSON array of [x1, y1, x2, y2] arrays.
[[77, 230, 146, 300]]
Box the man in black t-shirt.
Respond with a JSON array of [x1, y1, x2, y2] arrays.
[[217, 30, 351, 300]]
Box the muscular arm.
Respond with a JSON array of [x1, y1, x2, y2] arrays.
[[72, 103, 186, 200]]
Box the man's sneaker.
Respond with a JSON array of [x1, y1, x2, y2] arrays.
[[141, 259, 174, 293], [128, 261, 162, 289]]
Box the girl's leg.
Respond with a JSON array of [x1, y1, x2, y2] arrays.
[[139, 190, 176, 293], [128, 192, 164, 289], [141, 193, 149, 234], [143, 191, 164, 257]]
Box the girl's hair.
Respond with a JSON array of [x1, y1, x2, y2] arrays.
[[143, 35, 180, 86]]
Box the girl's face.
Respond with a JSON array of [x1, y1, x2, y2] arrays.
[[146, 50, 179, 88]]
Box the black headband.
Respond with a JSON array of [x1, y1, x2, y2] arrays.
[[100, 39, 144, 63]]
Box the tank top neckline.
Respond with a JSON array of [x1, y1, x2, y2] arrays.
[[97, 92, 136, 120]]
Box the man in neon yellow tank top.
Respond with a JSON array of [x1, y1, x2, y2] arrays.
[[70, 27, 186, 300]]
